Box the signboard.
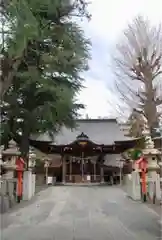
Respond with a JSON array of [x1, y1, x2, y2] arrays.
[[87, 175, 91, 181], [78, 141, 87, 146], [47, 176, 53, 185]]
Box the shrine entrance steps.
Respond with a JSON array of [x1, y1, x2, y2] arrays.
[[61, 182, 107, 186]]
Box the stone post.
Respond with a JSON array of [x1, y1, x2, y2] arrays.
[[32, 173, 36, 196], [132, 171, 141, 200], [23, 170, 33, 200], [155, 173, 161, 200], [126, 171, 141, 200]]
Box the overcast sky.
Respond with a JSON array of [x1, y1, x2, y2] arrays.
[[78, 0, 162, 119]]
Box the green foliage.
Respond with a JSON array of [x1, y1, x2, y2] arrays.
[[1, 0, 91, 159], [128, 148, 143, 160]]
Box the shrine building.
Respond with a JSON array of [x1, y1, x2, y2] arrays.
[[30, 119, 138, 183]]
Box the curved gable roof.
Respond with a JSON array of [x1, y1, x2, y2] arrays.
[[31, 119, 134, 145], [53, 119, 133, 145]]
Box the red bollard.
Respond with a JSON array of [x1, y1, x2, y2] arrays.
[[136, 157, 148, 202], [16, 157, 25, 203]]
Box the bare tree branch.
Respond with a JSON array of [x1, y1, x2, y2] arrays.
[[111, 15, 162, 137]]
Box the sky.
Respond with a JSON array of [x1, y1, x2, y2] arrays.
[[78, 0, 162, 119]]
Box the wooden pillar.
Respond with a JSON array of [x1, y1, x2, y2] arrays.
[[70, 157, 72, 181], [81, 152, 84, 181], [62, 155, 66, 183], [99, 154, 104, 183], [110, 172, 114, 185], [93, 162, 96, 182], [100, 166, 104, 183]]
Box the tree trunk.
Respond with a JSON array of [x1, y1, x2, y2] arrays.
[[20, 123, 30, 169], [0, 55, 23, 100], [0, 81, 3, 100], [144, 78, 160, 137], [0, 72, 14, 100]]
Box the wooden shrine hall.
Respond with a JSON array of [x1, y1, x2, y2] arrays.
[[30, 119, 138, 183]]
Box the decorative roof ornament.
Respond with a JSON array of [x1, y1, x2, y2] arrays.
[[76, 132, 89, 147], [76, 132, 89, 141]]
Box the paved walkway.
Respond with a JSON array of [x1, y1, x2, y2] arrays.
[[1, 186, 161, 240]]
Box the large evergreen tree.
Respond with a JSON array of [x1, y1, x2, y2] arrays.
[[0, 0, 90, 98], [0, 0, 91, 162]]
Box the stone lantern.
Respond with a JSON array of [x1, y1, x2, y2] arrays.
[[0, 152, 2, 177], [2, 140, 21, 179], [143, 136, 161, 172], [143, 136, 161, 201], [22, 149, 36, 201], [44, 158, 51, 185], [28, 149, 36, 169], [1, 141, 21, 208]]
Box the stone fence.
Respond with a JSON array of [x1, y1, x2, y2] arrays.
[[0, 178, 17, 213], [124, 172, 162, 202]]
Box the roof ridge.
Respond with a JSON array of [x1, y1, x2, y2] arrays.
[[75, 118, 117, 122]]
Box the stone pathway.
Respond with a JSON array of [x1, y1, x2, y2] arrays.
[[1, 186, 161, 240]]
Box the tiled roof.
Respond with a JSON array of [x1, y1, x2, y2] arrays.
[[31, 119, 134, 145]]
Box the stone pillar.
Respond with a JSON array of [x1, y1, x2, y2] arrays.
[[155, 173, 161, 200], [32, 173, 36, 196], [131, 171, 141, 200], [23, 171, 33, 200], [62, 156, 66, 183], [4, 171, 14, 179], [0, 180, 10, 213], [8, 179, 16, 207], [148, 171, 156, 200], [148, 171, 161, 201]]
